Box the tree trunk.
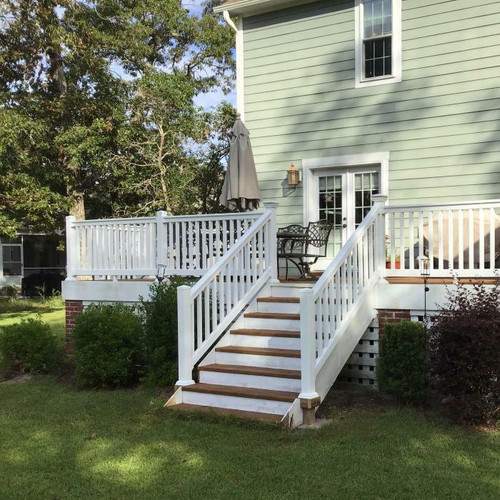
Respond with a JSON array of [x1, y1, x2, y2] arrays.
[[69, 191, 85, 220]]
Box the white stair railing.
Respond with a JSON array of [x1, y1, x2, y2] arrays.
[[299, 195, 387, 402], [383, 200, 500, 276], [176, 203, 278, 387]]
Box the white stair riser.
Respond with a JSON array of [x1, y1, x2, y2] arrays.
[[256, 301, 300, 314], [215, 351, 301, 370], [269, 285, 312, 298], [230, 334, 300, 350], [183, 391, 292, 415], [244, 317, 300, 330], [199, 371, 301, 392]]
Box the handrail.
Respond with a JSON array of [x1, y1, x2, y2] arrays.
[[176, 203, 278, 386], [299, 196, 387, 400], [383, 199, 500, 211]]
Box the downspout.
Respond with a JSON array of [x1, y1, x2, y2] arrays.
[[223, 10, 245, 120]]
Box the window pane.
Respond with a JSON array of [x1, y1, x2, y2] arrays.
[[375, 58, 384, 76], [375, 39, 384, 58], [365, 59, 374, 78], [385, 57, 392, 75], [2, 245, 21, 262], [3, 263, 22, 276], [364, 0, 392, 37]]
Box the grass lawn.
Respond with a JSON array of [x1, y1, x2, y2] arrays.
[[0, 298, 65, 342], [0, 378, 499, 499]]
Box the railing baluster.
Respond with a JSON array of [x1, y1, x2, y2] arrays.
[[468, 209, 474, 269], [479, 209, 485, 270], [490, 208, 496, 269], [438, 210, 444, 271], [448, 210, 454, 269]]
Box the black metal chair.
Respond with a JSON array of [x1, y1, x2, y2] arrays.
[[277, 220, 334, 280]]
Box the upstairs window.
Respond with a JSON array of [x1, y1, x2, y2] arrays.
[[355, 0, 401, 88]]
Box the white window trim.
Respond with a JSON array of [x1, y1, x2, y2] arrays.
[[355, 0, 402, 88], [302, 152, 389, 226]]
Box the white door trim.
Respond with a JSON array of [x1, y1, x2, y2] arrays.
[[302, 152, 390, 226]]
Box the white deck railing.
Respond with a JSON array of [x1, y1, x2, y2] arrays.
[[383, 200, 500, 277], [299, 196, 386, 402], [66, 211, 261, 279], [176, 203, 278, 386]]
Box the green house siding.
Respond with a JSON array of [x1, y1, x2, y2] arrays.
[[242, 0, 500, 225]]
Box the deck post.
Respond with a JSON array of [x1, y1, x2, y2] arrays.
[[176, 285, 195, 387], [65, 216, 79, 280], [263, 201, 279, 283], [156, 211, 168, 269], [372, 195, 388, 275], [299, 288, 320, 424]]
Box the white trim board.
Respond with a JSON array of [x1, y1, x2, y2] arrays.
[[302, 152, 390, 227], [354, 0, 402, 89]]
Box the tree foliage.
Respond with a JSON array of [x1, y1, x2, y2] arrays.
[[0, 0, 234, 235], [430, 279, 500, 424]]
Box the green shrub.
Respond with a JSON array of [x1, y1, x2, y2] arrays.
[[140, 278, 191, 386], [430, 279, 500, 425], [377, 320, 429, 404], [73, 303, 144, 388], [0, 318, 62, 375]]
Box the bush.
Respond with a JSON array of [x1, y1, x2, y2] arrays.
[[140, 278, 191, 386], [377, 320, 429, 404], [0, 318, 62, 375], [73, 303, 144, 388], [430, 279, 500, 425]]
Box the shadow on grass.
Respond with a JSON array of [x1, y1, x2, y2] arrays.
[[0, 379, 499, 499]]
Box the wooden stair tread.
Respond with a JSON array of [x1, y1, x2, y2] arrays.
[[244, 312, 300, 320], [183, 383, 298, 402], [199, 363, 301, 379], [168, 403, 283, 423], [231, 328, 300, 338], [257, 297, 300, 303], [215, 345, 301, 358]]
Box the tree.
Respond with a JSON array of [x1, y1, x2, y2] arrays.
[[0, 0, 234, 234]]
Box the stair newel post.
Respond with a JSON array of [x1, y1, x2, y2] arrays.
[[65, 216, 79, 280], [263, 201, 279, 283], [372, 195, 388, 275], [176, 285, 195, 387], [299, 288, 320, 425]]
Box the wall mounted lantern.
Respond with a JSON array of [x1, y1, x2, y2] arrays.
[[287, 162, 300, 187]]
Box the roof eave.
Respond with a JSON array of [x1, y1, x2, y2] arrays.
[[214, 0, 318, 17]]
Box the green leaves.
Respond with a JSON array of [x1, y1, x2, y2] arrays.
[[0, 1, 235, 228]]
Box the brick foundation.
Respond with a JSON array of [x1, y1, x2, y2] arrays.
[[65, 300, 83, 354], [377, 309, 411, 337]]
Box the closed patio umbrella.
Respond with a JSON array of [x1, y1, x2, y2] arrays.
[[219, 115, 261, 211]]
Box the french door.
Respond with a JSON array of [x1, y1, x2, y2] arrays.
[[311, 167, 380, 263]]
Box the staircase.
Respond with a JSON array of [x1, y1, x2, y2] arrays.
[[167, 283, 309, 424], [167, 200, 384, 426]]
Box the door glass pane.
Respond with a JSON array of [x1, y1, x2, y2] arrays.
[[318, 174, 343, 257], [354, 172, 379, 227]]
